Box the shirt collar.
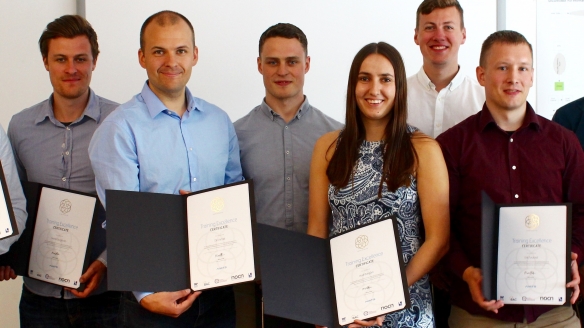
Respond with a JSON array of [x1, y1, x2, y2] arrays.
[[416, 66, 465, 92], [479, 101, 541, 132], [35, 88, 101, 125], [141, 81, 198, 118], [259, 96, 311, 121]]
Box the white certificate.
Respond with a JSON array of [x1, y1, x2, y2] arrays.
[[0, 174, 15, 239], [186, 183, 255, 290], [28, 188, 95, 288], [497, 205, 567, 305], [330, 219, 407, 325]]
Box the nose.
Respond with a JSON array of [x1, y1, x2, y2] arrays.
[[370, 79, 381, 95], [165, 52, 178, 67], [507, 68, 519, 84], [433, 27, 445, 40], [64, 60, 77, 74], [276, 63, 288, 76]]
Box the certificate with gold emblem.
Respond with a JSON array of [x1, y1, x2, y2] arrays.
[[0, 182, 104, 291], [28, 187, 96, 289], [186, 182, 256, 290], [106, 180, 258, 292], [329, 217, 409, 325], [481, 192, 571, 306]]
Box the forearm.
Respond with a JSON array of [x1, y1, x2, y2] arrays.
[[405, 235, 449, 286]]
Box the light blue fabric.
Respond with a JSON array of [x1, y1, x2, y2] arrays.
[[89, 82, 243, 302], [0, 125, 27, 255]]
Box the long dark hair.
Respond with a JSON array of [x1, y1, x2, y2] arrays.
[[327, 42, 417, 196]]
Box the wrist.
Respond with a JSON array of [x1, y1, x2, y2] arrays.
[[462, 266, 475, 283]]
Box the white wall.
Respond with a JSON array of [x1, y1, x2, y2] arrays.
[[0, 0, 76, 129], [86, 0, 496, 123], [0, 1, 500, 327], [504, 0, 538, 109], [0, 3, 75, 326]]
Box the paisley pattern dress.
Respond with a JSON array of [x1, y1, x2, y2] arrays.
[[328, 130, 434, 328]]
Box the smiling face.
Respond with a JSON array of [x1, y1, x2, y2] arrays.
[[258, 37, 310, 108], [477, 42, 533, 115], [414, 6, 466, 69], [355, 53, 396, 126], [139, 19, 198, 100], [44, 35, 96, 101]]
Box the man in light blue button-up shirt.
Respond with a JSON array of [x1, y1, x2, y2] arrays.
[[89, 10, 241, 327]]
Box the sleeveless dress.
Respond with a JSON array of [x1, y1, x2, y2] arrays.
[[328, 129, 434, 328]]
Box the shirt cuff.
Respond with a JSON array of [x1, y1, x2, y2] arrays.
[[97, 249, 107, 267], [134, 291, 153, 303]]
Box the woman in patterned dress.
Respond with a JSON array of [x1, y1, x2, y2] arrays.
[[307, 42, 450, 327]]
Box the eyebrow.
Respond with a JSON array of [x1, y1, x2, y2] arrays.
[[150, 45, 190, 51], [264, 56, 301, 60], [424, 21, 456, 25], [359, 72, 394, 77], [495, 61, 532, 66], [52, 53, 89, 58]]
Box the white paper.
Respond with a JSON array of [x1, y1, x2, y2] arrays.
[[28, 188, 96, 288], [497, 205, 567, 305], [186, 183, 255, 290], [0, 179, 14, 239], [330, 219, 407, 325]]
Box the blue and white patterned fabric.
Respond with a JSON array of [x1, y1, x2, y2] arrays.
[[328, 128, 434, 328]]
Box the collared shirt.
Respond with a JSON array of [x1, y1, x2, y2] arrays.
[[234, 98, 342, 232], [0, 126, 27, 255], [436, 103, 584, 323], [7, 88, 118, 299], [553, 96, 584, 149], [89, 82, 242, 302], [407, 66, 485, 138]]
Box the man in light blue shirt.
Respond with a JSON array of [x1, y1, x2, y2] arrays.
[[89, 10, 241, 327]]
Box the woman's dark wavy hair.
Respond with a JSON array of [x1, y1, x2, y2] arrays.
[[327, 42, 417, 196]]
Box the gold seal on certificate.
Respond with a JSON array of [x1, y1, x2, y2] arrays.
[[525, 214, 540, 230]]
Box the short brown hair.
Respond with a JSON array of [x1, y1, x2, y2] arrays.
[[140, 11, 195, 50], [39, 15, 99, 59], [479, 30, 533, 67], [258, 23, 308, 56], [416, 0, 464, 29]]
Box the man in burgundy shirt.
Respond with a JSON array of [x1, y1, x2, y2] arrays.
[[437, 30, 584, 327]]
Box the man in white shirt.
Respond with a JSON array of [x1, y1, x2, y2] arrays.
[[408, 0, 484, 138]]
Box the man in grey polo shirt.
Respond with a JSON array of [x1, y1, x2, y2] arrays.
[[3, 15, 119, 327], [234, 23, 341, 328]]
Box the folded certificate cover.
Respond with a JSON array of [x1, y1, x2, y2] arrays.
[[106, 180, 259, 292], [0, 181, 104, 291], [481, 192, 572, 305], [0, 160, 19, 240], [258, 216, 410, 327]]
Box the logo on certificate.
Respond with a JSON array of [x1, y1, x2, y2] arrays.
[[355, 235, 369, 249], [525, 214, 540, 230], [210, 197, 224, 213], [59, 199, 72, 214]]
